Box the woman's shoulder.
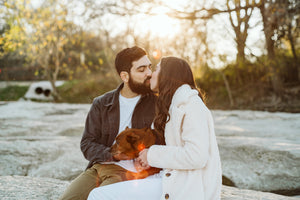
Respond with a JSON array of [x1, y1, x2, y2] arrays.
[[175, 85, 210, 115], [171, 84, 198, 106], [173, 85, 205, 105]]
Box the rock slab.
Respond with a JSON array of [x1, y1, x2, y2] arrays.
[[0, 176, 299, 200]]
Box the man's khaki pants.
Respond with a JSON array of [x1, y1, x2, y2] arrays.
[[59, 164, 134, 200]]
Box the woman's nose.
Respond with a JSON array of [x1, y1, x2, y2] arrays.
[[146, 67, 152, 76]]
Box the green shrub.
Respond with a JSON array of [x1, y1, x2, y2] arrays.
[[0, 86, 28, 101], [57, 74, 119, 103]]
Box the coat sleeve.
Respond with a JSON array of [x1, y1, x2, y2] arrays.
[[147, 98, 210, 170], [80, 99, 114, 164]]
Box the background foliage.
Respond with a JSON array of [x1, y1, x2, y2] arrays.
[[0, 0, 299, 111]]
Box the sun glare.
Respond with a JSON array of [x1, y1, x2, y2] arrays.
[[152, 49, 162, 60], [151, 14, 179, 37], [137, 13, 180, 38]]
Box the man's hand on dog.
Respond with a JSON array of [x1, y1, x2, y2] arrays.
[[137, 149, 150, 169]]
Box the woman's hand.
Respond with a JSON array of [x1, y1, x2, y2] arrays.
[[134, 158, 149, 172], [137, 149, 150, 169]]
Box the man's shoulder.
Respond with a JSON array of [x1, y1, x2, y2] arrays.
[[93, 90, 157, 107], [93, 88, 118, 106]]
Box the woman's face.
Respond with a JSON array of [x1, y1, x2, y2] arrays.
[[150, 62, 161, 92]]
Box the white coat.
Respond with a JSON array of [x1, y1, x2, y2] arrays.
[[147, 84, 222, 200]]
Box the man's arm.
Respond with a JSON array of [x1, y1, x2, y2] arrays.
[[80, 99, 114, 164]]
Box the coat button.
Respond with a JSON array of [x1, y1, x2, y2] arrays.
[[165, 173, 171, 177], [165, 194, 169, 199]]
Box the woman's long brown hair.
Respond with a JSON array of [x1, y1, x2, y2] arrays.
[[153, 57, 205, 137]]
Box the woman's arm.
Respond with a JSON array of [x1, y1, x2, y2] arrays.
[[147, 99, 211, 170]]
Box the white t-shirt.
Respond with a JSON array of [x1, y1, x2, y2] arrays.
[[117, 94, 141, 134], [110, 94, 141, 172]]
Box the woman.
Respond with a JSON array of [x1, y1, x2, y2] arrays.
[[88, 57, 222, 200]]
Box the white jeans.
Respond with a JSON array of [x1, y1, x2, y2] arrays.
[[88, 177, 162, 200]]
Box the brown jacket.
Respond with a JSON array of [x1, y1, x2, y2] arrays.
[[81, 83, 156, 169]]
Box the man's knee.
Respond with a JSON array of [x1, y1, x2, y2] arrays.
[[94, 164, 128, 187], [99, 173, 125, 186], [59, 167, 99, 200]]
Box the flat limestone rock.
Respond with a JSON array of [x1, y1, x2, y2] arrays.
[[221, 185, 299, 200], [0, 176, 298, 200], [0, 176, 69, 200], [213, 110, 300, 192], [1, 103, 299, 195]]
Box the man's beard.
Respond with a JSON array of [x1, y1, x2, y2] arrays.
[[128, 76, 152, 95]]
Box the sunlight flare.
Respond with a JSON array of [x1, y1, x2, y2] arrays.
[[152, 49, 161, 60], [137, 11, 180, 38]]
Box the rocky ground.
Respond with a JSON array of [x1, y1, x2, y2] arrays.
[[0, 176, 298, 200], [0, 101, 299, 199]]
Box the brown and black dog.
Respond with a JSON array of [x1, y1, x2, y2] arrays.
[[95, 127, 164, 187], [111, 127, 163, 159], [110, 127, 164, 179]]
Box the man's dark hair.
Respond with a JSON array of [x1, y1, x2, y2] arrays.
[[115, 46, 147, 75]]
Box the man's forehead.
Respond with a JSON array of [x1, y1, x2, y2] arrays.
[[132, 55, 151, 69]]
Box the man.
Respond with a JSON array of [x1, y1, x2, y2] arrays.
[[60, 46, 156, 200]]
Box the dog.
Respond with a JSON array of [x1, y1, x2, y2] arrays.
[[111, 127, 163, 159], [93, 127, 164, 187], [110, 127, 164, 178]]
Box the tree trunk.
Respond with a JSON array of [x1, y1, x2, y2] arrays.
[[237, 41, 246, 64], [236, 38, 246, 84], [227, 0, 253, 84], [287, 23, 299, 81], [43, 49, 60, 102], [51, 46, 61, 102], [287, 24, 297, 61], [259, 0, 283, 94], [220, 71, 234, 107]]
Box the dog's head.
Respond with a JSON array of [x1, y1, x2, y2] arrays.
[[110, 127, 156, 159]]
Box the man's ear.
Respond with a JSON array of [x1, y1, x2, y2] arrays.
[[120, 71, 129, 83]]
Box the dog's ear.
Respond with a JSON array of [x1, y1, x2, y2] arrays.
[[125, 126, 129, 130], [126, 134, 140, 144]]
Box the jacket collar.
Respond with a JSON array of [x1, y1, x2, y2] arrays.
[[103, 83, 124, 107]]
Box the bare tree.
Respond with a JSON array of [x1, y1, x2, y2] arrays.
[[258, 0, 283, 94], [226, 0, 255, 83], [273, 0, 300, 80]]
